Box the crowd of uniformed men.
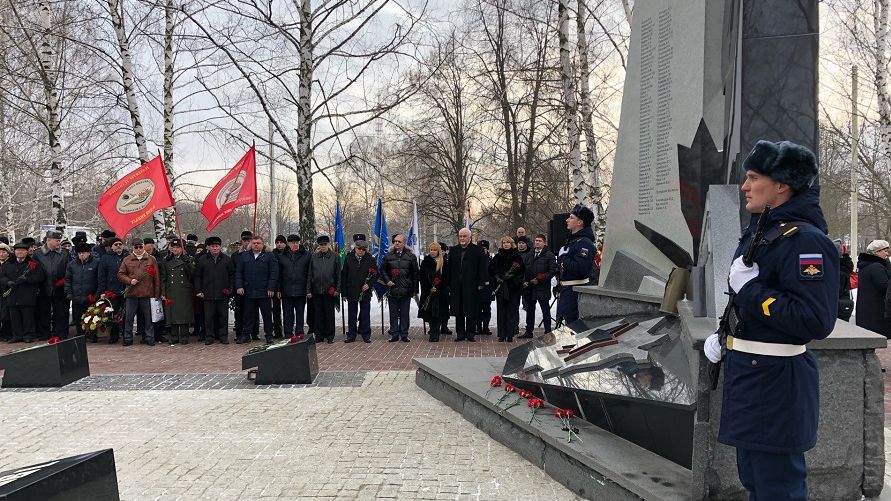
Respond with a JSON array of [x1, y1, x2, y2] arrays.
[[0, 205, 599, 346]]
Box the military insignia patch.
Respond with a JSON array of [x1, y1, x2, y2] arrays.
[[799, 254, 824, 279], [580, 248, 589, 256]]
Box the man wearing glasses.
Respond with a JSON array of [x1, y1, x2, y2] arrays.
[[117, 238, 162, 346], [97, 237, 126, 343]]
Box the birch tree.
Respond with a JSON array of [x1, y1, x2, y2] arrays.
[[558, 0, 586, 206], [37, 0, 66, 230], [576, 0, 605, 240]]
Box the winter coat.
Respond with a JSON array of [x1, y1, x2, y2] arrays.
[[855, 252, 891, 337], [161, 253, 195, 325], [97, 251, 126, 295], [340, 252, 377, 302], [447, 242, 488, 314], [489, 248, 525, 300], [381, 249, 419, 298], [277, 248, 311, 297], [117, 253, 161, 299], [193, 252, 234, 300], [479, 251, 494, 303], [0, 257, 45, 307], [234, 250, 279, 299], [418, 255, 449, 321], [32, 245, 69, 297], [65, 255, 99, 305], [307, 250, 341, 296], [523, 247, 557, 301]]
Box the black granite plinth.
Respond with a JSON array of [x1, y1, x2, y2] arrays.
[[0, 336, 90, 388], [0, 449, 119, 501], [241, 337, 318, 384]]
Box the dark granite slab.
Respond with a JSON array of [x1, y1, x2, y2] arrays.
[[0, 336, 89, 388], [241, 337, 319, 385], [0, 449, 119, 501], [414, 356, 691, 500]]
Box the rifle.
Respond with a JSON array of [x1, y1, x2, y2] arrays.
[[708, 205, 772, 391]]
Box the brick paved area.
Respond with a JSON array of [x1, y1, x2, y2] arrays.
[[0, 371, 582, 500], [0, 327, 515, 374]]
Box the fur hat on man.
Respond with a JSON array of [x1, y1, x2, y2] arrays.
[[742, 140, 818, 194], [205, 236, 222, 246], [74, 242, 93, 253], [287, 234, 301, 243], [570, 204, 595, 227], [275, 235, 287, 244]]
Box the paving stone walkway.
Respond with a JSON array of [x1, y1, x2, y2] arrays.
[[0, 371, 581, 501]]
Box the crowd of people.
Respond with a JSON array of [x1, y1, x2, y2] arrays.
[[0, 206, 600, 346]]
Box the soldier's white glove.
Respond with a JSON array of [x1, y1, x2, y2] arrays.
[[728, 256, 759, 293], [704, 333, 722, 363]]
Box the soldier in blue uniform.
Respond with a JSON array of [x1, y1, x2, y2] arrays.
[[704, 140, 838, 500], [555, 205, 597, 326]]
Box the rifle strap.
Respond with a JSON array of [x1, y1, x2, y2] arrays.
[[756, 221, 815, 247]]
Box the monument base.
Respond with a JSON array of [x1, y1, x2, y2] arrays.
[[0, 449, 119, 501], [414, 357, 691, 500], [241, 337, 319, 385], [0, 336, 90, 388]]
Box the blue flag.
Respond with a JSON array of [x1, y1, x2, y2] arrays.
[[372, 198, 389, 298], [334, 201, 346, 266]]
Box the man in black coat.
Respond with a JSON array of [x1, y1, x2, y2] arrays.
[[235, 236, 279, 344], [382, 233, 419, 342], [97, 238, 126, 343], [521, 234, 557, 337], [341, 238, 376, 343], [476, 240, 494, 336], [232, 230, 256, 339], [449, 228, 488, 342], [271, 235, 287, 338], [0, 243, 10, 341], [307, 235, 340, 343], [32, 230, 70, 339], [277, 234, 311, 338], [194, 236, 234, 344], [65, 242, 99, 340], [1, 242, 45, 342]]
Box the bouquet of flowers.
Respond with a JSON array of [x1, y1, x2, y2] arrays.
[[80, 297, 121, 335]]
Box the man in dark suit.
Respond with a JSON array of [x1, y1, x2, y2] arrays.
[[234, 236, 279, 344], [448, 228, 488, 342]]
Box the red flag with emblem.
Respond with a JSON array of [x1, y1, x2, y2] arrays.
[[97, 155, 175, 237], [201, 146, 257, 231]]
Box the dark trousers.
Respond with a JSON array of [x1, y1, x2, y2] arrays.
[[313, 294, 336, 341], [72, 302, 89, 338], [0, 303, 10, 340], [736, 448, 807, 501], [525, 297, 552, 334], [427, 319, 442, 342], [479, 298, 492, 332], [454, 301, 477, 341], [272, 297, 283, 337], [388, 296, 411, 339], [282, 296, 307, 336], [108, 296, 122, 341], [242, 297, 272, 340], [193, 297, 205, 338], [556, 286, 579, 326], [37, 294, 69, 339], [171, 324, 190, 343], [306, 296, 315, 334], [347, 300, 371, 341], [496, 293, 520, 340], [9, 306, 36, 341], [234, 294, 245, 336], [124, 298, 154, 343], [204, 299, 229, 341]]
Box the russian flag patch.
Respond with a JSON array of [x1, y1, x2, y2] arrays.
[[799, 253, 824, 280]]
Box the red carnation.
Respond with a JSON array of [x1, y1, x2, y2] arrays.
[[527, 398, 544, 409], [433, 277, 442, 286], [103, 291, 117, 299], [504, 383, 516, 393], [536, 273, 546, 281], [296, 333, 305, 341], [87, 294, 95, 303], [146, 265, 157, 276], [27, 261, 37, 270], [164, 298, 174, 306], [555, 409, 565, 418], [328, 286, 336, 296], [519, 389, 533, 399], [368, 267, 377, 275], [47, 336, 61, 345], [222, 288, 231, 296], [55, 278, 65, 287], [490, 375, 503, 387], [512, 261, 520, 269], [289, 335, 299, 344], [391, 269, 401, 277]]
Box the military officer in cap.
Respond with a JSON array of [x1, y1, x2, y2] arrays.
[[33, 230, 70, 339], [160, 237, 195, 344], [703, 140, 838, 499], [194, 236, 234, 344], [555, 205, 597, 327]]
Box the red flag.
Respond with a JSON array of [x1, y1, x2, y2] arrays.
[[201, 146, 257, 231], [98, 156, 175, 238]]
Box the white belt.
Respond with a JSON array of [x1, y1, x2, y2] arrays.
[[727, 336, 805, 357], [560, 279, 588, 287]]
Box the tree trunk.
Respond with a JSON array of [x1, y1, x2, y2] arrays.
[[162, 0, 177, 239], [622, 0, 634, 27], [576, 0, 605, 241], [0, 9, 12, 243], [296, 0, 316, 238], [108, 0, 170, 239], [558, 0, 585, 206], [38, 0, 66, 232], [875, 0, 891, 159]]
